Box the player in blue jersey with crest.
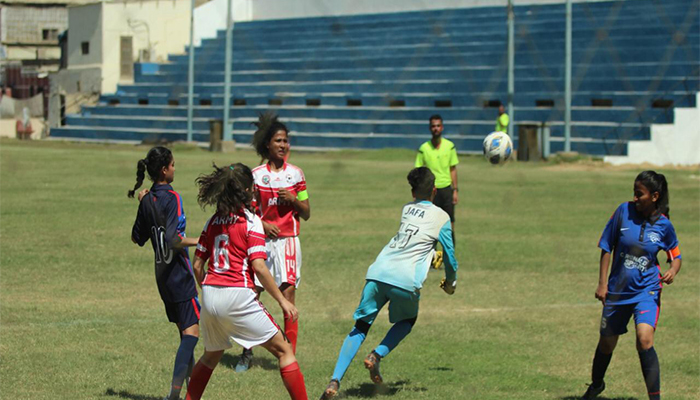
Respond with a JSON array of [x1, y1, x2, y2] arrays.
[[582, 171, 682, 400], [129, 146, 200, 400], [319, 167, 458, 399]]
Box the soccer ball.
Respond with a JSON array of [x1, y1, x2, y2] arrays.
[[483, 131, 513, 165]]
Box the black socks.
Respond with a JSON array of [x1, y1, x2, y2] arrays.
[[638, 347, 660, 400]]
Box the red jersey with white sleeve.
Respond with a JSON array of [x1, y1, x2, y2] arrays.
[[252, 162, 307, 237], [195, 209, 267, 288]]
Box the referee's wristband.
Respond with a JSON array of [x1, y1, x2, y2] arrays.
[[453, 188, 458, 192]]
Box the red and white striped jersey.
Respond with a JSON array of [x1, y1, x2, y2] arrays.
[[252, 162, 307, 237], [195, 209, 267, 288]]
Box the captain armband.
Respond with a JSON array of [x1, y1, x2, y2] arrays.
[[296, 190, 309, 201]]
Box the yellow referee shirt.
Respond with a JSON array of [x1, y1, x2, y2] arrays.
[[415, 138, 459, 189]]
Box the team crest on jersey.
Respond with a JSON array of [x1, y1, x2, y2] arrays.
[[286, 174, 294, 183], [262, 175, 270, 184], [648, 232, 661, 244]]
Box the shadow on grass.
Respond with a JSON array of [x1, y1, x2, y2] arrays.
[[559, 396, 639, 400], [428, 366, 453, 371], [344, 380, 427, 398], [219, 351, 278, 371], [104, 388, 162, 400]]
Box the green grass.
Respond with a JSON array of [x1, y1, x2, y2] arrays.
[[1, 139, 698, 400]]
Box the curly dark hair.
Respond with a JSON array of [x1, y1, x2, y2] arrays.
[[127, 146, 172, 198], [195, 163, 254, 215], [251, 112, 289, 160]]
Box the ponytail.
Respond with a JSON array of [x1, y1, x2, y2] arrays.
[[127, 158, 147, 198], [127, 146, 173, 198]]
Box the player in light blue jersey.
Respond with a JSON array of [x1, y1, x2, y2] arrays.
[[319, 167, 458, 400]]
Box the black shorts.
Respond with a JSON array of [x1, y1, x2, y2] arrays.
[[164, 297, 201, 330], [434, 186, 455, 222]]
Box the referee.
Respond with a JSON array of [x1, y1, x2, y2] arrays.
[[415, 114, 458, 253]]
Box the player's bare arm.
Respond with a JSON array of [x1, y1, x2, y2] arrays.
[[175, 237, 198, 248], [278, 189, 311, 221], [450, 166, 458, 205], [251, 258, 299, 321], [262, 220, 281, 238], [661, 258, 681, 284], [596, 250, 611, 304], [192, 255, 206, 286]]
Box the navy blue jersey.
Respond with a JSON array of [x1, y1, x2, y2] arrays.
[[132, 184, 197, 303], [598, 202, 681, 305]]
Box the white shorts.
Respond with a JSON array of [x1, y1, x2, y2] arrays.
[[200, 285, 280, 351], [254, 236, 302, 288]]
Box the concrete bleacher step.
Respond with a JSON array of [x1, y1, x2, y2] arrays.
[[114, 78, 699, 98], [137, 62, 699, 85], [231, 0, 693, 32], [101, 90, 697, 109], [195, 31, 698, 58], [161, 46, 698, 70], [230, 7, 694, 37], [80, 104, 674, 125]]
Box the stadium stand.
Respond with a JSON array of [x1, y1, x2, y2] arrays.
[[51, 0, 699, 156]]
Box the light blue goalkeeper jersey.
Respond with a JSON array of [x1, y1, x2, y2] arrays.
[[366, 200, 458, 292]]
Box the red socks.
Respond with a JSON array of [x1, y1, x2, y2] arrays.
[[284, 315, 299, 353], [185, 361, 213, 400], [280, 361, 308, 400], [185, 358, 307, 400]]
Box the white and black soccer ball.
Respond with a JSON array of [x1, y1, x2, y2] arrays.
[[482, 131, 513, 165]]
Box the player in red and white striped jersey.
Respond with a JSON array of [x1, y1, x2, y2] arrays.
[[187, 163, 308, 400], [235, 113, 311, 371]]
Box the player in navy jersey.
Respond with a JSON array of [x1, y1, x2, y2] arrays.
[[129, 146, 200, 400], [582, 171, 682, 400], [320, 167, 458, 400], [185, 163, 308, 400]]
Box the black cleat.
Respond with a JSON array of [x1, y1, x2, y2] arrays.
[[581, 381, 605, 399]]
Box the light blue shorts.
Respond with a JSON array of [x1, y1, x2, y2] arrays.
[[353, 280, 420, 324]]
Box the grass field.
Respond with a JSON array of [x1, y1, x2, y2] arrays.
[[1, 139, 698, 400]]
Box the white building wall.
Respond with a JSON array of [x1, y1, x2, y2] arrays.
[[193, 0, 252, 46], [66, 3, 103, 69], [101, 0, 190, 93]]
